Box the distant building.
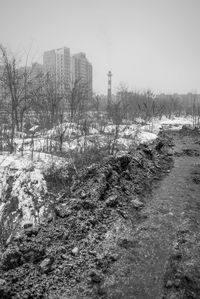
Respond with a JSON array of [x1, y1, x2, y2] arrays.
[[71, 52, 93, 97], [31, 62, 43, 78], [43, 47, 71, 94]]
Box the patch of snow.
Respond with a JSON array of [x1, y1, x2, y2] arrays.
[[89, 127, 99, 134], [10, 166, 47, 226], [137, 131, 157, 144], [29, 125, 39, 132], [150, 115, 194, 133]]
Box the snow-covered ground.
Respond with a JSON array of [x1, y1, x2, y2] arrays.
[[0, 115, 196, 244], [150, 115, 194, 133], [7, 115, 194, 156], [0, 158, 49, 243], [0, 151, 65, 171]]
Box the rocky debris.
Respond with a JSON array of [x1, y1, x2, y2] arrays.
[[105, 195, 118, 207], [89, 270, 102, 283], [182, 148, 200, 156], [54, 203, 72, 218], [0, 132, 174, 299], [39, 256, 54, 273], [191, 165, 200, 185], [23, 223, 33, 230], [71, 247, 79, 256], [131, 197, 144, 209], [0, 279, 6, 287], [24, 226, 40, 237]]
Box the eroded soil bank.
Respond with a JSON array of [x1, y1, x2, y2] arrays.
[[0, 128, 200, 299]]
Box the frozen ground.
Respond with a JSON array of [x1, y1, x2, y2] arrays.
[[0, 115, 195, 245]]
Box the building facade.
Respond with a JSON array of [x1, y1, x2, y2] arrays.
[[43, 48, 92, 98], [71, 52, 93, 97], [43, 47, 71, 94]]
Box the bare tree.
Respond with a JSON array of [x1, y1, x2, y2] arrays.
[[0, 45, 34, 152], [31, 73, 63, 129], [65, 78, 90, 121]]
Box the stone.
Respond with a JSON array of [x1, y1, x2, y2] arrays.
[[71, 247, 79, 256], [25, 226, 39, 237], [89, 270, 102, 283], [40, 257, 54, 273], [166, 280, 173, 288], [174, 279, 180, 287], [105, 195, 118, 207], [61, 254, 68, 260], [55, 205, 72, 218], [23, 223, 33, 229], [0, 279, 6, 286], [131, 197, 144, 209], [81, 200, 96, 210]]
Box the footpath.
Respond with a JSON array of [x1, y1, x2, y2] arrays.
[[102, 128, 200, 299]]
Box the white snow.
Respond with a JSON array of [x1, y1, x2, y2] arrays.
[[29, 125, 39, 132], [150, 115, 194, 133], [0, 114, 196, 241], [137, 131, 158, 143], [10, 167, 47, 226]]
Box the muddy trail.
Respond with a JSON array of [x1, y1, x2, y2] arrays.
[[0, 128, 200, 299], [102, 128, 200, 299]]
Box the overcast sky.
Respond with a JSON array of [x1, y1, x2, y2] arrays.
[[0, 0, 200, 94]]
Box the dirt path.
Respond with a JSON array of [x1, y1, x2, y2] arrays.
[[102, 130, 200, 299]]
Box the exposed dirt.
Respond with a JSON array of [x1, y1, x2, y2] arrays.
[[0, 128, 200, 299]]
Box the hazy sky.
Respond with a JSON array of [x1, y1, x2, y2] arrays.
[[0, 0, 200, 94]]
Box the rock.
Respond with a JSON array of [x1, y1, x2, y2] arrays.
[[81, 200, 96, 210], [54, 205, 72, 218], [59, 246, 66, 254], [89, 270, 102, 283], [23, 222, 33, 229], [105, 195, 118, 207], [47, 214, 53, 223], [71, 247, 79, 256], [174, 279, 180, 287], [89, 250, 97, 256], [131, 197, 144, 209], [13, 233, 24, 242], [0, 279, 6, 286], [166, 280, 173, 288], [1, 248, 22, 270], [61, 254, 68, 260], [64, 264, 72, 275], [25, 226, 40, 237], [80, 190, 87, 199], [39, 257, 54, 273]]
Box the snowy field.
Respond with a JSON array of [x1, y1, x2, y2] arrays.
[[0, 115, 197, 238], [0, 115, 195, 171]]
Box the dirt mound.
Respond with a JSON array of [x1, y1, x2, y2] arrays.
[[0, 133, 174, 299]]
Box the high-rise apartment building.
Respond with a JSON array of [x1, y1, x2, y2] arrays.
[[71, 52, 93, 97], [43, 47, 71, 94]]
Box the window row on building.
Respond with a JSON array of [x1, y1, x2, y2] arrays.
[[43, 47, 92, 96]]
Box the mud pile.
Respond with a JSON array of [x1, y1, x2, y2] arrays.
[[0, 133, 174, 299]]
